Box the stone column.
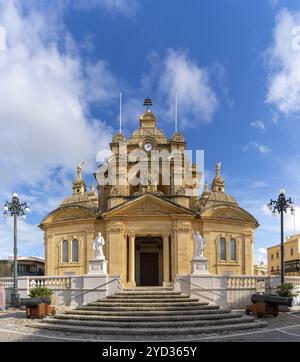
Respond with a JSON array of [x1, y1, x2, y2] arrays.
[[163, 234, 170, 286], [128, 233, 136, 287]]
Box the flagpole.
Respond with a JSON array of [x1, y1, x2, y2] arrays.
[[119, 92, 122, 134], [175, 89, 178, 133]]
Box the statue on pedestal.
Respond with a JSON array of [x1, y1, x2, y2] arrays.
[[93, 232, 105, 260], [192, 231, 207, 259]]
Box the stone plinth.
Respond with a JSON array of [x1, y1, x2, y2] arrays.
[[191, 257, 210, 275], [88, 258, 108, 275]]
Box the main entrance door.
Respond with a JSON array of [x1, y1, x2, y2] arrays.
[[140, 253, 159, 286], [135, 236, 163, 286]]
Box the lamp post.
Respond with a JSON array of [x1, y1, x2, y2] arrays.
[[3, 193, 30, 307], [267, 189, 295, 285]]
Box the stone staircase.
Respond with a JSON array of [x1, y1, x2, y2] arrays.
[[32, 287, 267, 336]]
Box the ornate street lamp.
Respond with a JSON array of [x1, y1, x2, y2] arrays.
[[267, 189, 295, 285], [3, 193, 30, 306]]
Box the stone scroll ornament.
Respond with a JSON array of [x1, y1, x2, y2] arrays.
[[192, 231, 207, 259], [93, 232, 105, 259]]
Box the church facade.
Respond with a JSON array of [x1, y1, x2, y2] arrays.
[[40, 101, 259, 286]]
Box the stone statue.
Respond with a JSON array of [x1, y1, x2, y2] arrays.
[[193, 231, 207, 259], [93, 232, 105, 259], [77, 162, 84, 180]]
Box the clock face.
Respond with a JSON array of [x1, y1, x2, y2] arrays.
[[144, 143, 153, 152]]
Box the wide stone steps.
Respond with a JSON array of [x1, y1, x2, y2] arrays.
[[34, 319, 267, 336], [52, 311, 243, 323], [64, 308, 231, 317], [78, 304, 219, 311], [86, 300, 203, 307], [32, 287, 268, 337]]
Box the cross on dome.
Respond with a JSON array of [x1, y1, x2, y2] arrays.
[[143, 96, 152, 111]]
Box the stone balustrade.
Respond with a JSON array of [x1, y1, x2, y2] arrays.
[[1, 274, 300, 309], [0, 274, 121, 308], [28, 276, 71, 289]]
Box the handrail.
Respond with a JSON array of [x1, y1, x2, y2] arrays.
[[176, 276, 227, 300], [56, 278, 121, 307]]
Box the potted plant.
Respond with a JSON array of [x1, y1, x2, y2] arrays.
[[276, 283, 297, 311], [29, 287, 53, 305], [21, 287, 56, 318]]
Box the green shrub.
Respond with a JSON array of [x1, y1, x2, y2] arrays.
[[276, 283, 297, 298], [29, 287, 53, 298]]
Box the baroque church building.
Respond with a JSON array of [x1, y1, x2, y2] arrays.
[[40, 101, 259, 286]]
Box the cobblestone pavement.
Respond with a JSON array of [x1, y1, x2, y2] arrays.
[[1, 308, 300, 342]]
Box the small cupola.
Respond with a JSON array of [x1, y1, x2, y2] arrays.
[[72, 162, 86, 195], [211, 162, 225, 192], [140, 97, 157, 129]]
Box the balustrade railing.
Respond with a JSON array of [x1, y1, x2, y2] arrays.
[[226, 276, 261, 289], [0, 278, 14, 288], [28, 276, 71, 289]]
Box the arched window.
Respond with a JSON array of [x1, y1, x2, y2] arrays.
[[72, 239, 79, 263], [62, 240, 69, 263], [230, 239, 237, 261], [220, 238, 226, 261]]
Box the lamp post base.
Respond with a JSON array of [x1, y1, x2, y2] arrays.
[[11, 292, 20, 308]]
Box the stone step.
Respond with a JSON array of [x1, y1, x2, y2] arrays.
[[78, 304, 219, 312], [53, 311, 243, 323], [66, 308, 228, 317], [123, 287, 174, 291], [96, 298, 200, 304], [42, 315, 252, 329], [114, 291, 182, 296], [86, 301, 206, 307], [106, 295, 189, 300], [33, 319, 268, 336]]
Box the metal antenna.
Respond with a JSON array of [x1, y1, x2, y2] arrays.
[[119, 92, 122, 133], [175, 89, 178, 133]]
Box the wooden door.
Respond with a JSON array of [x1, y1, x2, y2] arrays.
[[140, 253, 159, 286]]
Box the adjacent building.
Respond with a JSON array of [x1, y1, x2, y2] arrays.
[[40, 101, 259, 285], [254, 261, 268, 275], [0, 256, 45, 277], [267, 233, 300, 275]]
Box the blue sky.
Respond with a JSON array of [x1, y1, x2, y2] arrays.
[[0, 0, 300, 264]]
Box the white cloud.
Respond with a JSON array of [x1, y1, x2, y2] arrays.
[[0, 0, 115, 189], [243, 142, 272, 153], [73, 0, 139, 17], [265, 9, 300, 115], [250, 120, 265, 131], [254, 247, 267, 264], [157, 49, 219, 126], [0, 217, 43, 259]]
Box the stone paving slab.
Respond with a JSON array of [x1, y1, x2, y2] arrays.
[[1, 308, 300, 342]]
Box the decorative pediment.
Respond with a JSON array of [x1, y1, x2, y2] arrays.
[[201, 205, 259, 227], [103, 193, 195, 218], [40, 206, 96, 227]]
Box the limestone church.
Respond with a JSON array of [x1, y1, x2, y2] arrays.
[[40, 99, 259, 286]]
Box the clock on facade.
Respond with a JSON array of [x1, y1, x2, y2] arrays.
[[143, 143, 153, 152]]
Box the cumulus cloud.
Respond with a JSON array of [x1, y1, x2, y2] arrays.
[[265, 9, 300, 115], [243, 142, 272, 153], [157, 49, 219, 126], [250, 120, 265, 131], [0, 0, 115, 189]]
